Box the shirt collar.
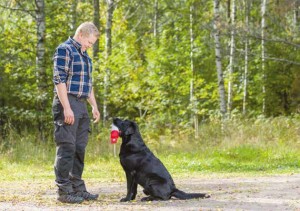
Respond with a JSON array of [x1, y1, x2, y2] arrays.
[[68, 36, 82, 50]]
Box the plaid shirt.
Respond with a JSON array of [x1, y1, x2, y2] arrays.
[[53, 37, 93, 98]]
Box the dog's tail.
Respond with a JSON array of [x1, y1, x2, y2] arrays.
[[171, 189, 210, 200]]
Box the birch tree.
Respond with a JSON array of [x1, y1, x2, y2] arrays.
[[227, 0, 236, 116], [189, 1, 198, 137], [93, 0, 100, 75], [70, 0, 78, 30], [243, 0, 251, 115], [103, 0, 115, 124], [213, 0, 227, 117], [261, 0, 267, 114], [35, 0, 46, 141]]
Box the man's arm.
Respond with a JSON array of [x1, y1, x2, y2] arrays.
[[53, 45, 74, 125], [55, 83, 75, 125], [88, 87, 100, 123]]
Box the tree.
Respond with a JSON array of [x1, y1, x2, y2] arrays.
[[189, 1, 199, 137], [2, 0, 300, 139], [213, 0, 227, 117], [93, 0, 100, 61], [35, 0, 47, 141], [261, 0, 267, 114], [103, 0, 115, 123], [70, 0, 78, 30], [243, 0, 251, 115], [227, 0, 236, 116]]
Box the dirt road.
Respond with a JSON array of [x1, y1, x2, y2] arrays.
[[0, 174, 299, 210]]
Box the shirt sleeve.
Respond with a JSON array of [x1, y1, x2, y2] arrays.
[[53, 45, 71, 85]]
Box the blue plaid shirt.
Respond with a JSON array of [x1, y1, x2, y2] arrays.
[[53, 37, 93, 98]]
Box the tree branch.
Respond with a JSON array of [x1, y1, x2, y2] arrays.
[[236, 48, 300, 66], [264, 56, 300, 66], [0, 4, 35, 13], [249, 33, 300, 49], [16, 0, 36, 19], [0, 1, 36, 19]]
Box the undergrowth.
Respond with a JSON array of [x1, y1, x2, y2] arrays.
[[0, 116, 299, 181]]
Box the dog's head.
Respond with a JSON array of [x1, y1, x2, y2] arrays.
[[113, 118, 136, 137], [113, 118, 146, 151]]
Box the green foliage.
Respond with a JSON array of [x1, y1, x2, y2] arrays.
[[0, 0, 300, 139]]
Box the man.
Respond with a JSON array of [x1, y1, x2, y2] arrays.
[[52, 22, 100, 203]]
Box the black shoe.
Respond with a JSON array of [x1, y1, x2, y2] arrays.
[[74, 191, 99, 201], [57, 193, 84, 204]]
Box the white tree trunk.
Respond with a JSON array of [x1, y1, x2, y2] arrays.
[[243, 0, 251, 115], [70, 0, 78, 30], [35, 0, 46, 141], [213, 0, 227, 117], [189, 2, 198, 138], [103, 0, 115, 124], [261, 0, 267, 114], [227, 0, 236, 116], [93, 0, 100, 60]]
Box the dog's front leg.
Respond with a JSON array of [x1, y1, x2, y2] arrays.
[[120, 171, 138, 202]]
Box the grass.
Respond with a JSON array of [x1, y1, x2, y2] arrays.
[[0, 116, 300, 182]]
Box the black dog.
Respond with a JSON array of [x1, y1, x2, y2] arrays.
[[113, 118, 210, 202]]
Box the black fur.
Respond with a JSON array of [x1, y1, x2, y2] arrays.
[[113, 118, 210, 202]]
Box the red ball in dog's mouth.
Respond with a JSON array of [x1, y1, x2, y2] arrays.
[[110, 124, 119, 144]]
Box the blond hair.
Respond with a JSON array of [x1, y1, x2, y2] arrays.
[[75, 22, 100, 38]]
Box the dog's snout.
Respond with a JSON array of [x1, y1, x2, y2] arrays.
[[113, 117, 124, 126], [112, 117, 119, 123]]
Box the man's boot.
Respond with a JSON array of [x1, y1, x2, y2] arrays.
[[57, 192, 84, 203], [74, 191, 99, 201]]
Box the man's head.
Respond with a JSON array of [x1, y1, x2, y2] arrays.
[[74, 22, 100, 52]]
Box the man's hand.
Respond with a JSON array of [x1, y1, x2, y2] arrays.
[[64, 107, 75, 125], [92, 108, 100, 123], [55, 83, 74, 125], [88, 88, 100, 123]]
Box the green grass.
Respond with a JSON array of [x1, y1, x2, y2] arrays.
[[0, 116, 300, 182], [1, 145, 299, 182]]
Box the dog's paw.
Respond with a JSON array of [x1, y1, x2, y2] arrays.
[[141, 196, 155, 201], [204, 194, 211, 198]]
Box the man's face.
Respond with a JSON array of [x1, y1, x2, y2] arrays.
[[79, 33, 98, 52]]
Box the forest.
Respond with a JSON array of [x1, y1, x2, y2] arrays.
[[0, 0, 300, 141], [1, 2, 300, 209]]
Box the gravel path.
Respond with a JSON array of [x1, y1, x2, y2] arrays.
[[0, 174, 299, 211]]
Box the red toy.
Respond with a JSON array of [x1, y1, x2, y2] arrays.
[[110, 124, 119, 144]]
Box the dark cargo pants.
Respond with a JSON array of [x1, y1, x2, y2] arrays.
[[52, 94, 90, 194]]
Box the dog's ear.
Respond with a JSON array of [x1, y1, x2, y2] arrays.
[[125, 121, 135, 135]]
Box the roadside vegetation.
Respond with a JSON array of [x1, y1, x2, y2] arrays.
[[1, 116, 299, 182]]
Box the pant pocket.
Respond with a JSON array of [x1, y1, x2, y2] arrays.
[[54, 123, 67, 143], [52, 97, 64, 122]]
